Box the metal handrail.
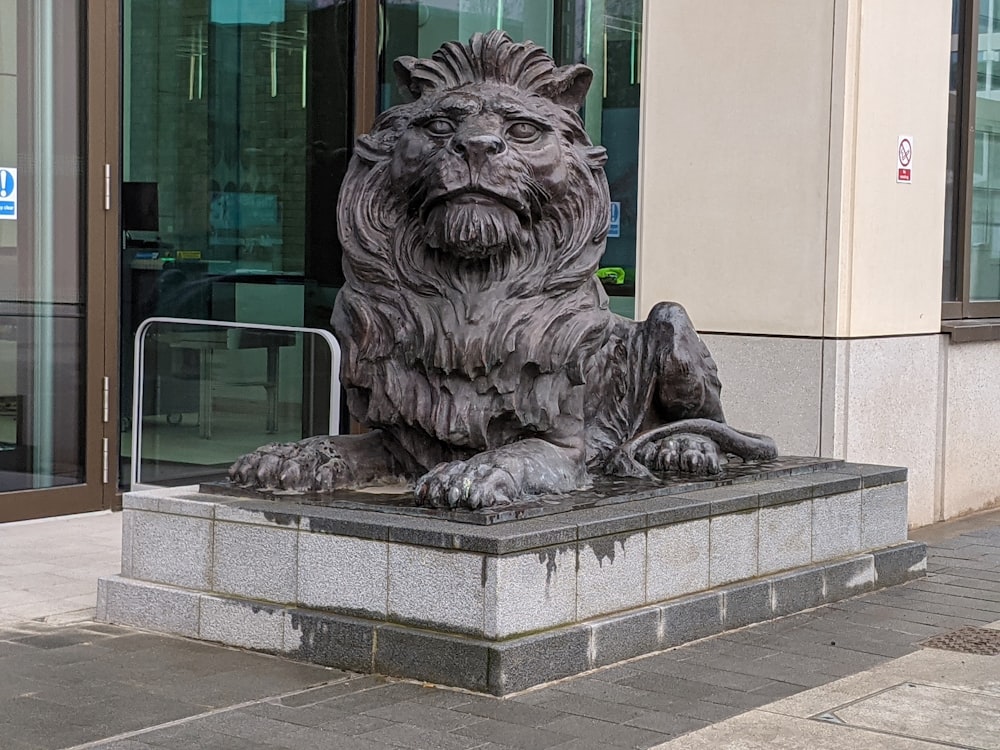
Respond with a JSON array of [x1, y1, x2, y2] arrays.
[[131, 316, 341, 490]]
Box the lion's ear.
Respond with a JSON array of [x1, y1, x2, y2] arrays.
[[586, 146, 608, 169], [393, 56, 423, 101], [540, 64, 593, 111], [354, 133, 387, 165]]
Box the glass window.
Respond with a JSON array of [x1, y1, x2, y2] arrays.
[[121, 0, 356, 484], [379, 0, 554, 110], [0, 1, 87, 492], [378, 0, 643, 318], [943, 0, 964, 302], [130, 320, 337, 487], [120, 0, 646, 483], [971, 0, 1000, 301], [945, 0, 1000, 313]]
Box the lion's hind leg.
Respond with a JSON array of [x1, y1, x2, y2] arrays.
[[605, 419, 777, 479], [634, 432, 725, 475]]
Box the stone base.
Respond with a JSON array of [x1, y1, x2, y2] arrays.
[[98, 461, 926, 695]]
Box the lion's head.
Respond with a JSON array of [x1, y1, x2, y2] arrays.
[[333, 32, 615, 460], [338, 30, 610, 299]]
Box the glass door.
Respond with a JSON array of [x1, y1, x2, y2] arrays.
[[0, 0, 114, 522], [119, 0, 356, 485], [116, 0, 644, 488]]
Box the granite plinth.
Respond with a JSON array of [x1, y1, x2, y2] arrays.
[[99, 460, 924, 695], [201, 456, 849, 525]]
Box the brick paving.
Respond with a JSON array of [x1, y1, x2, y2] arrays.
[[0, 509, 997, 749]]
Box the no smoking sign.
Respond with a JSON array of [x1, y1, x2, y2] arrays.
[[897, 135, 913, 184]]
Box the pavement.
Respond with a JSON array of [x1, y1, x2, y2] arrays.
[[0, 508, 998, 750]]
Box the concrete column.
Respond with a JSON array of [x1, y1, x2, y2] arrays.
[[636, 0, 952, 526]]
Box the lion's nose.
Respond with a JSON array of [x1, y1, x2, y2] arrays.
[[451, 133, 506, 167]]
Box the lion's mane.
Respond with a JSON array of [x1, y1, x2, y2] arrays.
[[332, 31, 615, 470]]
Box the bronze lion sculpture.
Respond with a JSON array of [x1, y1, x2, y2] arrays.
[[230, 31, 777, 508]]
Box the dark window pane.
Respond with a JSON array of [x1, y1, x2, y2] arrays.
[[944, 0, 964, 302], [121, 0, 356, 486], [378, 0, 642, 318], [970, 2, 1000, 300], [0, 2, 86, 492]]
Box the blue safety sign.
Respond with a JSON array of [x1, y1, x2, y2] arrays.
[[609, 201, 620, 238], [0, 167, 17, 220]]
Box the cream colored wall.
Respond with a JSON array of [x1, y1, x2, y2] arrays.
[[635, 0, 958, 526], [832, 0, 951, 337], [637, 0, 951, 339], [637, 0, 836, 336]]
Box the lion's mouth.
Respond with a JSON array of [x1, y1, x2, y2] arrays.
[[423, 187, 528, 220], [421, 191, 529, 259]]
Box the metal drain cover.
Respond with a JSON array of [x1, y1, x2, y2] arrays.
[[920, 626, 1000, 655]]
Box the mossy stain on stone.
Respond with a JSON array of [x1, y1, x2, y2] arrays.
[[537, 549, 558, 584], [589, 537, 626, 566]]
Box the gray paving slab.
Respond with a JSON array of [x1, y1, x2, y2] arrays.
[[650, 710, 954, 749], [627, 655, 779, 692], [319, 712, 398, 736], [362, 700, 481, 732], [1, 508, 999, 749], [539, 713, 673, 748], [664, 696, 751, 723], [531, 689, 652, 722], [656, 648, 1000, 749], [450, 717, 574, 749], [547, 742, 630, 750], [536, 678, 671, 711], [365, 722, 493, 749], [834, 682, 1000, 748], [405, 688, 487, 710], [934, 563, 1000, 581], [616, 672, 721, 702], [923, 573, 1000, 592], [897, 583, 1000, 609], [624, 711, 711, 738], [242, 699, 353, 728], [447, 696, 570, 726]]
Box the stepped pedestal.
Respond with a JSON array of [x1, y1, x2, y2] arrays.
[[98, 459, 925, 695]]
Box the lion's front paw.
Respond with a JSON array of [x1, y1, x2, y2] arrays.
[[635, 433, 724, 475], [228, 436, 349, 493], [415, 461, 521, 509]]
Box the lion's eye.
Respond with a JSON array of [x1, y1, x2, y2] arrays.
[[507, 121, 542, 142], [425, 118, 455, 136]]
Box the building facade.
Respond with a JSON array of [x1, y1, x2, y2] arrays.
[[0, 0, 988, 526]]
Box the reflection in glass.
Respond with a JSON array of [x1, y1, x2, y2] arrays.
[[0, 2, 86, 493], [972, 0, 1000, 300], [121, 0, 356, 485], [121, 1, 647, 484], [378, 0, 642, 318], [130, 320, 337, 488], [379, 0, 555, 110], [124, 0, 353, 289], [943, 0, 963, 302]]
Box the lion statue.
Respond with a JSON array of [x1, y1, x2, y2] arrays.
[[229, 31, 777, 508]]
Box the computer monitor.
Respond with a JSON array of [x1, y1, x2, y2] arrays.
[[122, 182, 159, 232]]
